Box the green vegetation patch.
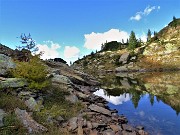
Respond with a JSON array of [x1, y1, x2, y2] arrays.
[[10, 55, 49, 90]]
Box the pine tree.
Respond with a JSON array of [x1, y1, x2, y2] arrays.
[[128, 31, 138, 50], [147, 29, 151, 41]]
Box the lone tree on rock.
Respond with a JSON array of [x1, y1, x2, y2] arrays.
[[128, 31, 138, 50], [17, 33, 38, 53], [15, 33, 39, 62]]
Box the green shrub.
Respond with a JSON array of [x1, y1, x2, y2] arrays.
[[1, 112, 27, 135], [0, 92, 26, 112], [11, 55, 49, 90]]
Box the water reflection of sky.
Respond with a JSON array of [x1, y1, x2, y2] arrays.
[[94, 89, 132, 105], [94, 89, 180, 135]]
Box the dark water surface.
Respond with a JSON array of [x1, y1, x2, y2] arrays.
[[94, 72, 180, 135]]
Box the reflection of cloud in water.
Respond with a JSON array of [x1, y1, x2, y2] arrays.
[[94, 89, 132, 105], [135, 111, 145, 117]]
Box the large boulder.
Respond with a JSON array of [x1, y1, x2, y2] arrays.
[[0, 78, 28, 89], [0, 54, 16, 76]]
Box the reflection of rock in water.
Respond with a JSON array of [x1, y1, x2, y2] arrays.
[[139, 72, 180, 114], [98, 72, 180, 114]]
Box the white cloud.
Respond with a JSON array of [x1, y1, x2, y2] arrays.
[[84, 29, 129, 50], [64, 46, 80, 59], [130, 5, 160, 21], [144, 6, 156, 15], [137, 33, 147, 42], [36, 41, 61, 60], [94, 89, 131, 105], [130, 14, 142, 21]]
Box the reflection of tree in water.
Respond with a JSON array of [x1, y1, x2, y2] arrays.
[[156, 95, 180, 116], [99, 72, 180, 114], [129, 88, 143, 108], [149, 94, 155, 106]]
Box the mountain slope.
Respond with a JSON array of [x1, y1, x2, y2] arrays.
[[73, 18, 180, 74]]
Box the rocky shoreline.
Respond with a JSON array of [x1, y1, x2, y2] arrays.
[[63, 84, 148, 135], [0, 53, 148, 135]]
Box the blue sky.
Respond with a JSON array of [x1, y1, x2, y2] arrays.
[[0, 0, 180, 63]]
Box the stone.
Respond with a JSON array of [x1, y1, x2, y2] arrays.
[[90, 130, 98, 135], [18, 91, 37, 99], [68, 117, 78, 131], [15, 108, 47, 134], [130, 56, 137, 61], [0, 77, 6, 81], [103, 129, 115, 135], [127, 62, 134, 68], [51, 75, 72, 85], [88, 104, 111, 116], [0, 78, 28, 89], [0, 44, 14, 56], [138, 130, 148, 135], [0, 54, 16, 76], [119, 52, 130, 64], [110, 125, 122, 132], [77, 117, 84, 135], [0, 109, 6, 127], [25, 97, 43, 112], [87, 121, 93, 129], [65, 94, 78, 103], [122, 130, 137, 135], [76, 92, 89, 99], [136, 126, 144, 130], [56, 116, 64, 122], [115, 66, 128, 72], [122, 124, 135, 132], [120, 79, 131, 88]]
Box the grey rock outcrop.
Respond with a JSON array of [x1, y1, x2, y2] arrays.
[[0, 78, 28, 89], [25, 97, 44, 112], [119, 52, 130, 64], [51, 74, 72, 85], [15, 108, 48, 134], [0, 54, 16, 76]]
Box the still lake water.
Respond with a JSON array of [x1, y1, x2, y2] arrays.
[[94, 72, 180, 135]]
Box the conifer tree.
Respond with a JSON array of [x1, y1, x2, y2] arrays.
[[147, 29, 151, 41], [128, 31, 138, 50]]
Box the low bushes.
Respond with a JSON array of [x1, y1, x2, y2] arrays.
[[11, 55, 49, 90]]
